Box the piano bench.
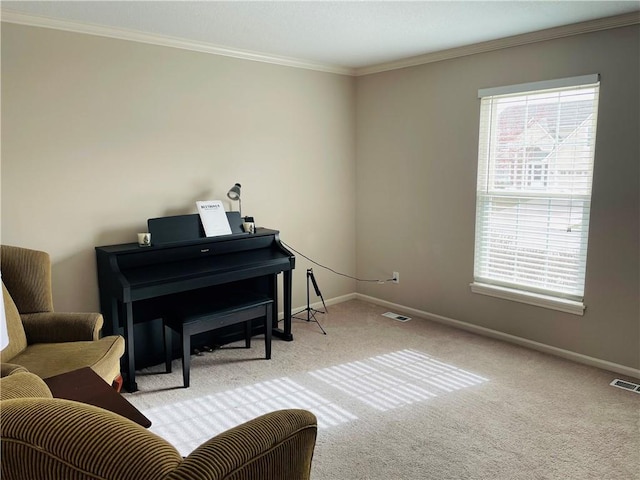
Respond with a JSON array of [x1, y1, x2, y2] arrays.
[[163, 294, 274, 388]]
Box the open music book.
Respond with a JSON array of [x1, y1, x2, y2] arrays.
[[196, 200, 232, 237]]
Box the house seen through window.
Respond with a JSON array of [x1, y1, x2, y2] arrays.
[[471, 74, 600, 315]]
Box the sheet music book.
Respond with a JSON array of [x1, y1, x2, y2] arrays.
[[196, 200, 232, 237]]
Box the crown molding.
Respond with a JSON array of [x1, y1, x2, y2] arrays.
[[1, 9, 637, 77], [0, 10, 356, 76], [355, 11, 640, 76]]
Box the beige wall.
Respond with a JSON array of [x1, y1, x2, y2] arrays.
[[2, 21, 638, 372], [1, 23, 357, 313], [356, 26, 640, 370]]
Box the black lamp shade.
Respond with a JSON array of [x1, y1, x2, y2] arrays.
[[227, 183, 241, 200]]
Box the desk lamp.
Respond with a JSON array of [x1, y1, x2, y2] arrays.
[[227, 183, 242, 218]]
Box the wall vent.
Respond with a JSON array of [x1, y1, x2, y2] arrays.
[[382, 312, 411, 322], [610, 379, 640, 394]]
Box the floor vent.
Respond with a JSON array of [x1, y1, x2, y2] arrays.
[[382, 312, 411, 322], [610, 379, 640, 394]]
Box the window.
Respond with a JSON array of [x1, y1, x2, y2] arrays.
[[472, 75, 600, 315]]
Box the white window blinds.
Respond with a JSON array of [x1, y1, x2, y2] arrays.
[[473, 75, 600, 312]]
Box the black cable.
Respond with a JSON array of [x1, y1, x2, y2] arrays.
[[280, 240, 394, 284]]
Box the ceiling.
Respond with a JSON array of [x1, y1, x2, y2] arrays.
[[2, 1, 639, 74]]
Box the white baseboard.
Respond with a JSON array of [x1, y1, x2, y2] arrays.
[[278, 293, 357, 320], [353, 293, 640, 380]]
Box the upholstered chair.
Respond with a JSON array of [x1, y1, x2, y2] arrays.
[[0, 245, 124, 384], [1, 371, 318, 480]]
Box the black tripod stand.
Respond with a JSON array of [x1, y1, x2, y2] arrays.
[[292, 268, 327, 334]]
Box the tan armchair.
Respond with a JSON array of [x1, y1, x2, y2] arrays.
[[0, 370, 318, 480], [1, 245, 124, 384]]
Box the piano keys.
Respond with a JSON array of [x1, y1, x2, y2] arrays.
[[95, 214, 295, 392]]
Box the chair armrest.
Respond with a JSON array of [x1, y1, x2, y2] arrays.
[[0, 363, 29, 377], [168, 409, 318, 480], [0, 371, 53, 400], [21, 312, 103, 343], [1, 398, 183, 480]]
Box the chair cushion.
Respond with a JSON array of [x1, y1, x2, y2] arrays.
[[9, 335, 125, 384], [0, 283, 27, 362]]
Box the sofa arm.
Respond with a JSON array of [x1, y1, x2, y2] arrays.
[[0, 371, 53, 400], [1, 398, 183, 480], [168, 409, 318, 480], [21, 312, 103, 343]]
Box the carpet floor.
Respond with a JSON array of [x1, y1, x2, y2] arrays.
[[124, 299, 639, 480]]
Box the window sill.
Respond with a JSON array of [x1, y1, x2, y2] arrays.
[[470, 282, 585, 316]]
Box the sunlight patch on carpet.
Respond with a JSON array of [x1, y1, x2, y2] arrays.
[[309, 349, 489, 411], [143, 377, 357, 455]]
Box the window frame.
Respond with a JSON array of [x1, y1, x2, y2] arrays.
[[471, 74, 600, 316]]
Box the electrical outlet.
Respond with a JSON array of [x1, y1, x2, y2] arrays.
[[392, 272, 399, 284]]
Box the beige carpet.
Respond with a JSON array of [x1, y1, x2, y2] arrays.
[[124, 299, 639, 480]]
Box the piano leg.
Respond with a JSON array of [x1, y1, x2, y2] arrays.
[[265, 307, 272, 359], [272, 270, 294, 341], [123, 301, 138, 392], [182, 328, 191, 389], [101, 296, 119, 337]]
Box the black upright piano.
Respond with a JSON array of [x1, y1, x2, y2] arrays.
[[95, 213, 295, 392]]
